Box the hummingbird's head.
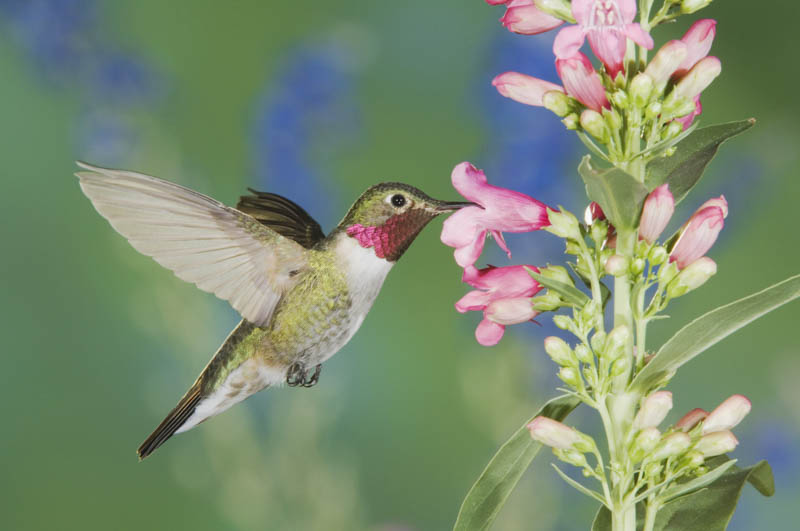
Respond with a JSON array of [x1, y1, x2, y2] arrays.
[[340, 182, 471, 262]]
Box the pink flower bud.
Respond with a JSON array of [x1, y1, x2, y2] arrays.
[[676, 408, 709, 432], [675, 19, 717, 78], [501, 0, 564, 35], [645, 40, 688, 88], [485, 297, 537, 325], [555, 52, 610, 112], [492, 71, 565, 107], [703, 394, 752, 434], [695, 430, 739, 457], [633, 391, 673, 430], [670, 195, 727, 269], [639, 184, 675, 243], [527, 416, 587, 450], [672, 56, 721, 102]]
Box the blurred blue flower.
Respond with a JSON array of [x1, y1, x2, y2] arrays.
[[252, 43, 362, 231], [0, 0, 95, 83], [0, 0, 166, 164]]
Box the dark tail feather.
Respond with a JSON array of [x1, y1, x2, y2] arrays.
[[137, 383, 203, 460]]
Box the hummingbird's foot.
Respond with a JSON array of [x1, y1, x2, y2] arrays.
[[286, 362, 322, 388], [303, 364, 321, 388]]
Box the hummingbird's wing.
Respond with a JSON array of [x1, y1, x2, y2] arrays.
[[236, 190, 325, 250], [75, 162, 309, 327]]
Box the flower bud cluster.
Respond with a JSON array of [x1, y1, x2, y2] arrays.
[[627, 393, 751, 486], [543, 324, 631, 397]]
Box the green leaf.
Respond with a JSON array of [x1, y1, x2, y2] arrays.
[[529, 271, 590, 307], [590, 458, 774, 531], [645, 119, 755, 204], [453, 395, 582, 531], [578, 156, 650, 230], [631, 274, 800, 394]]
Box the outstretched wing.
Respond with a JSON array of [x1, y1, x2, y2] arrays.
[[75, 162, 309, 327], [236, 190, 325, 249]]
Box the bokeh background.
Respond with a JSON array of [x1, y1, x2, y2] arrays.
[[1, 1, 798, 530]]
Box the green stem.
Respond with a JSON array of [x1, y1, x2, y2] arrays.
[[643, 497, 661, 531], [635, 286, 647, 370], [612, 228, 636, 392]]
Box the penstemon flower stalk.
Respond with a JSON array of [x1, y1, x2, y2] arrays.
[[447, 1, 798, 529]]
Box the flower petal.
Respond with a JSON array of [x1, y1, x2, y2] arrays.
[[453, 229, 488, 268], [440, 208, 483, 247], [570, 0, 593, 24], [587, 28, 627, 78], [475, 318, 506, 346], [556, 52, 610, 112], [486, 296, 537, 325], [553, 25, 587, 59], [450, 161, 490, 204], [677, 19, 717, 77], [624, 23, 654, 49], [455, 290, 492, 313], [491, 230, 512, 259]]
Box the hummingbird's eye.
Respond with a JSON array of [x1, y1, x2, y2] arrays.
[[390, 194, 406, 208]]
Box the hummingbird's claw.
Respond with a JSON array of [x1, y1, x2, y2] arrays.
[[286, 362, 322, 388]]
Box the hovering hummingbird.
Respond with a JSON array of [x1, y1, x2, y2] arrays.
[[75, 162, 470, 459]]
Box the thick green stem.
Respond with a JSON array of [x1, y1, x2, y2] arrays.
[[635, 287, 647, 369], [612, 228, 636, 392], [643, 498, 661, 531]]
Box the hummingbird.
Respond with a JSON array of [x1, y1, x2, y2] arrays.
[[75, 162, 470, 459]]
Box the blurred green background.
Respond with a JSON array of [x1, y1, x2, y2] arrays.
[[1, 1, 798, 530]]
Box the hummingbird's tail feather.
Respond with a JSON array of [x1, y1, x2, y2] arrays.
[[137, 320, 285, 460], [137, 383, 203, 460]]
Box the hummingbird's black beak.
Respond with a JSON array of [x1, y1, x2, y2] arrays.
[[433, 200, 476, 213]]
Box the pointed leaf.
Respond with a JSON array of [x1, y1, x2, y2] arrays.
[[590, 458, 774, 531], [578, 156, 650, 230], [631, 274, 800, 394], [645, 119, 755, 204], [529, 271, 590, 307], [453, 395, 581, 531]]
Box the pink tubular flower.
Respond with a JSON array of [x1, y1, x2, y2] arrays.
[[639, 184, 675, 243], [670, 195, 727, 269], [556, 52, 610, 112], [703, 395, 752, 434], [553, 0, 653, 78], [441, 162, 550, 268], [527, 417, 587, 450], [675, 19, 717, 78], [456, 265, 540, 311], [457, 265, 542, 346], [676, 408, 709, 432], [499, 0, 564, 35], [668, 19, 718, 128], [492, 72, 565, 107]]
